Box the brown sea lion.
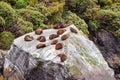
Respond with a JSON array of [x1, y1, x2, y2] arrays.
[[70, 27, 78, 34], [58, 54, 67, 62], [24, 35, 34, 41], [60, 23, 69, 28], [55, 43, 63, 50], [49, 34, 59, 40], [37, 36, 46, 42], [53, 23, 60, 29], [51, 40, 58, 45], [57, 29, 66, 35], [61, 34, 69, 40], [35, 28, 43, 35], [36, 43, 46, 49]]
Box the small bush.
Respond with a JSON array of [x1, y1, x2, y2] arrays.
[[99, 0, 113, 7], [64, 11, 89, 35], [14, 0, 29, 9], [17, 9, 45, 30], [0, 2, 16, 27], [0, 16, 5, 26], [0, 31, 14, 50]]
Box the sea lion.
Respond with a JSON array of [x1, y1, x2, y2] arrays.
[[24, 35, 34, 41], [70, 27, 78, 34], [58, 54, 67, 62], [57, 29, 66, 35], [55, 43, 63, 50], [51, 40, 58, 45], [49, 34, 59, 40], [60, 23, 69, 28], [35, 28, 43, 35], [36, 43, 46, 49], [53, 23, 60, 29], [61, 34, 69, 40], [37, 36, 46, 42]]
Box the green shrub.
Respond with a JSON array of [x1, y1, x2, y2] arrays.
[[64, 11, 89, 35], [0, 31, 14, 50], [66, 0, 98, 15], [88, 20, 100, 30], [0, 16, 5, 26], [0, 2, 16, 27], [29, 0, 38, 6], [99, 0, 113, 7], [17, 9, 45, 30], [14, 0, 29, 9]]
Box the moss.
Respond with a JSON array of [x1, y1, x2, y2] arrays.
[[70, 37, 98, 66], [69, 66, 82, 75], [0, 2, 16, 27], [64, 11, 89, 35], [0, 31, 14, 50]]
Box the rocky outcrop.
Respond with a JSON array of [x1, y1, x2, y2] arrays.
[[89, 29, 120, 79], [3, 25, 115, 80]]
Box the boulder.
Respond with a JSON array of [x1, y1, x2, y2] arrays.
[[3, 25, 116, 80]]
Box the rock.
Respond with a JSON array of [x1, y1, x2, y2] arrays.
[[3, 25, 116, 80], [89, 29, 120, 80]]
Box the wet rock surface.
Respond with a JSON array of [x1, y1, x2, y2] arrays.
[[89, 29, 120, 80], [3, 25, 116, 80]]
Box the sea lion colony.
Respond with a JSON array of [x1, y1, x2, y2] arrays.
[[24, 23, 78, 62]]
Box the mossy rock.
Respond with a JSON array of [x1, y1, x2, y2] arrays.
[[0, 31, 14, 50]]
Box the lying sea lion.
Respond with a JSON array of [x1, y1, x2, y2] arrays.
[[49, 34, 59, 40], [36, 43, 46, 49], [55, 43, 63, 50], [51, 40, 58, 45], [53, 23, 60, 29], [70, 27, 78, 34], [61, 34, 69, 40], [24, 35, 34, 41], [35, 28, 43, 35], [60, 23, 69, 28], [37, 36, 46, 42], [58, 54, 67, 62], [57, 29, 66, 35]]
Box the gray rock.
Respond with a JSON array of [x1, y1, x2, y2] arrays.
[[3, 25, 116, 80]]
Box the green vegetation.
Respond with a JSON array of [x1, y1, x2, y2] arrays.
[[0, 31, 14, 49], [0, 0, 120, 49]]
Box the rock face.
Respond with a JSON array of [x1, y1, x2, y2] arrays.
[[3, 25, 116, 80], [89, 29, 120, 79]]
